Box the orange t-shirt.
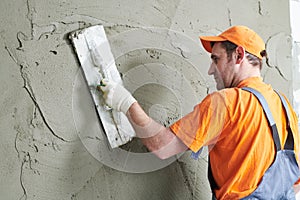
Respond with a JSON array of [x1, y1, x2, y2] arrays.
[[170, 77, 300, 199]]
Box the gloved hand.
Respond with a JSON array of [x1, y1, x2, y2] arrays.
[[98, 79, 137, 114]]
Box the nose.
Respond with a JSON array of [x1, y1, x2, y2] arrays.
[[208, 62, 215, 75]]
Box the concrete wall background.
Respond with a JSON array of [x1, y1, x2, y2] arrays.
[[0, 0, 296, 200], [290, 0, 300, 129]]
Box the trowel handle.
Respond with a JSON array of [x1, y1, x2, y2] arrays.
[[97, 80, 112, 111], [100, 79, 106, 87]]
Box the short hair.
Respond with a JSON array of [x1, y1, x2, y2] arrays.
[[210, 41, 265, 69]]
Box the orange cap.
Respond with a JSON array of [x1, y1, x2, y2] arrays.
[[199, 26, 265, 59]]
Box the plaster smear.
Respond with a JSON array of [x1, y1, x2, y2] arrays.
[[0, 0, 297, 200]]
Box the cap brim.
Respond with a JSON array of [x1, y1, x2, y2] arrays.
[[199, 36, 227, 53]]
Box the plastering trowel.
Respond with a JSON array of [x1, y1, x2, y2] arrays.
[[69, 25, 135, 149]]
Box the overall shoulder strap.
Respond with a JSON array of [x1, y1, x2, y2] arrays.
[[242, 87, 281, 151], [274, 91, 295, 150]]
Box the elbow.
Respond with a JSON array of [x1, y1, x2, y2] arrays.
[[152, 150, 172, 160], [141, 134, 187, 160], [147, 142, 181, 160], [141, 140, 173, 160], [142, 142, 171, 160], [140, 128, 187, 160]]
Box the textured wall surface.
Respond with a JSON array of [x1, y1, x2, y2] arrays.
[[290, 0, 300, 129], [0, 0, 296, 200]]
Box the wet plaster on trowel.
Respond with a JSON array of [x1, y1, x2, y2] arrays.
[[0, 0, 297, 200]]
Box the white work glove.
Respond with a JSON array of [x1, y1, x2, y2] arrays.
[[98, 79, 137, 114]]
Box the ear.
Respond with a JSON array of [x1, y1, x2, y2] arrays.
[[235, 46, 245, 64]]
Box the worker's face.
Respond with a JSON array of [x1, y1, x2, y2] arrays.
[[208, 42, 236, 90]]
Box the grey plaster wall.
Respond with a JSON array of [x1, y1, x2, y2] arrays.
[[290, 0, 300, 128], [0, 0, 295, 200]]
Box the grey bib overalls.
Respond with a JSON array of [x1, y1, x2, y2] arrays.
[[196, 87, 300, 199]]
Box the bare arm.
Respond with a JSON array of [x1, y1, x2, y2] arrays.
[[126, 102, 188, 159], [99, 79, 188, 159]]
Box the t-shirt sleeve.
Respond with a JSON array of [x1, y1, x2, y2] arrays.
[[170, 91, 229, 153]]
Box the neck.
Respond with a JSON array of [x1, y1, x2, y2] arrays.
[[232, 62, 261, 87]]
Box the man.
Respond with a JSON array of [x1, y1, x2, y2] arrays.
[[99, 26, 300, 199]]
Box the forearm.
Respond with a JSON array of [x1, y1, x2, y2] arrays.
[[98, 80, 187, 158], [126, 102, 188, 159]]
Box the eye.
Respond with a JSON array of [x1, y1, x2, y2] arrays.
[[211, 56, 219, 64]]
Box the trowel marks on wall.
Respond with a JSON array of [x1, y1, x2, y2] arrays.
[[70, 25, 135, 149]]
